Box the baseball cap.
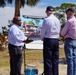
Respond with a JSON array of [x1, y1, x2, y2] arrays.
[[46, 6, 55, 11], [65, 7, 75, 13]]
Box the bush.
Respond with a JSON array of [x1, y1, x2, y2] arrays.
[[0, 33, 7, 51]]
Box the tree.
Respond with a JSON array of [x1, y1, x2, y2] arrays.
[[0, 33, 7, 51], [0, 0, 40, 16], [2, 26, 8, 36], [34, 19, 40, 26], [27, 20, 35, 25], [55, 3, 76, 28], [55, 3, 76, 12]]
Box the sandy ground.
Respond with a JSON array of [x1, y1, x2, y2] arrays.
[[0, 41, 66, 75], [0, 61, 67, 75]]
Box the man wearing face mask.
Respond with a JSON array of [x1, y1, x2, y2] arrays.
[[8, 16, 33, 75], [41, 6, 61, 75]]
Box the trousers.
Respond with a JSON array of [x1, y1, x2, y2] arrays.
[[64, 39, 76, 75], [43, 38, 59, 75], [8, 43, 22, 75]]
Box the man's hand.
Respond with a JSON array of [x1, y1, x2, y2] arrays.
[[23, 38, 33, 43]]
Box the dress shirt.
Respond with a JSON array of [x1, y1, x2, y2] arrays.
[[8, 24, 27, 46], [61, 16, 76, 39], [41, 14, 61, 40]]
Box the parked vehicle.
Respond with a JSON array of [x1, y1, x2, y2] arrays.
[[24, 25, 41, 37]]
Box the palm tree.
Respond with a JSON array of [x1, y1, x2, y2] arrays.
[[34, 19, 40, 26], [0, 0, 40, 16]]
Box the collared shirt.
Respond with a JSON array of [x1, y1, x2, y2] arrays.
[[61, 16, 76, 39], [8, 24, 27, 46], [41, 14, 61, 40]]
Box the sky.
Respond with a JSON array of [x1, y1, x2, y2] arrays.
[[0, 0, 76, 32]]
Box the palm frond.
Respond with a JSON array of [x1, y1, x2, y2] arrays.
[[27, 0, 40, 6], [0, 0, 6, 7], [21, 0, 25, 7], [7, 0, 12, 4]]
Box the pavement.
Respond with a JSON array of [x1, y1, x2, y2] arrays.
[[26, 40, 64, 50], [26, 40, 43, 49]]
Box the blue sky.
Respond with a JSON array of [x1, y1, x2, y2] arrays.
[[0, 0, 76, 32], [20, 0, 76, 26], [6, 0, 76, 8], [48, 0, 76, 6], [40, 0, 76, 7]]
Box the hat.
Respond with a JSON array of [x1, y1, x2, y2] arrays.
[[46, 6, 55, 11], [65, 7, 75, 13]]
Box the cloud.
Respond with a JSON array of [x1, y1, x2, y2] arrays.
[[37, 2, 48, 7], [0, 7, 14, 32], [21, 5, 46, 16], [0, 5, 45, 32], [0, 5, 46, 32]]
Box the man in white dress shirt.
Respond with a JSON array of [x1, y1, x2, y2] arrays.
[[41, 6, 61, 75], [8, 16, 33, 75]]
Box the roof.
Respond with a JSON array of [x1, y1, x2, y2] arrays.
[[22, 15, 46, 19]]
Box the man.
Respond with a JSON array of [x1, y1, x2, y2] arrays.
[[41, 6, 61, 75], [61, 7, 76, 75], [8, 16, 33, 75]]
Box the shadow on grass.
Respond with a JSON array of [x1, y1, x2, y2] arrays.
[[59, 58, 67, 64]]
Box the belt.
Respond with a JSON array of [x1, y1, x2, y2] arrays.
[[65, 38, 73, 40], [44, 38, 59, 40], [9, 43, 22, 48]]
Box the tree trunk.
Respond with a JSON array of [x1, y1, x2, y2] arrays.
[[14, 0, 20, 17]]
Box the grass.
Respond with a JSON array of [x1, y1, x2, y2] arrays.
[[59, 49, 65, 58], [0, 49, 43, 74], [24, 49, 43, 64], [0, 51, 9, 67], [0, 47, 66, 74], [0, 48, 65, 67]]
